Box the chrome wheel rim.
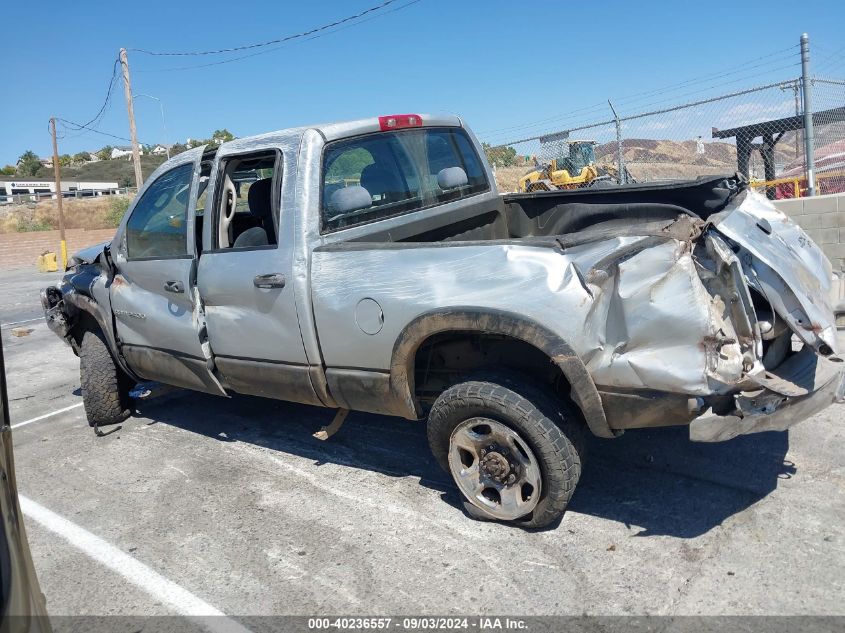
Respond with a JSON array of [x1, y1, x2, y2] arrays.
[[448, 418, 542, 521]]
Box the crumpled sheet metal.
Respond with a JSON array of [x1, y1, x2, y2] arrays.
[[713, 190, 838, 357], [580, 237, 742, 395], [312, 218, 743, 397]]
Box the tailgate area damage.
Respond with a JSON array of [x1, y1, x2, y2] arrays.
[[501, 177, 844, 439]]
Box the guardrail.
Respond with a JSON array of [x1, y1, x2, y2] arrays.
[[750, 170, 845, 199], [0, 188, 137, 206]]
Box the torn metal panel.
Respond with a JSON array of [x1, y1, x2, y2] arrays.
[[712, 189, 839, 358], [690, 347, 845, 442]]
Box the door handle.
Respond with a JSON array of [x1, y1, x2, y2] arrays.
[[163, 280, 184, 294], [253, 273, 286, 289]]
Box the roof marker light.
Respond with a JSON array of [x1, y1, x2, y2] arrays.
[[378, 114, 423, 131]]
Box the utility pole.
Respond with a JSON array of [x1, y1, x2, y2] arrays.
[[793, 81, 801, 161], [800, 33, 816, 196], [49, 117, 68, 270], [608, 100, 626, 184], [119, 48, 144, 189]]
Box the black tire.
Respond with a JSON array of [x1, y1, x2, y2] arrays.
[[79, 329, 132, 427], [427, 374, 585, 529]]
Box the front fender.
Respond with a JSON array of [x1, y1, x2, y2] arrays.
[[42, 268, 138, 382]]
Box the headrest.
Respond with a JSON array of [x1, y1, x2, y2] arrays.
[[329, 186, 372, 216], [360, 164, 404, 195], [248, 178, 273, 218], [437, 166, 468, 190]]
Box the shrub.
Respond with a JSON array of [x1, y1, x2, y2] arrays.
[[16, 218, 55, 232], [106, 195, 132, 227]]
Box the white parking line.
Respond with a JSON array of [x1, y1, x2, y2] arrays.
[[11, 402, 84, 429], [19, 495, 253, 633], [1, 317, 42, 329]]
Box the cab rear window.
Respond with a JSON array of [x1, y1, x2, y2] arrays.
[[321, 127, 489, 232]]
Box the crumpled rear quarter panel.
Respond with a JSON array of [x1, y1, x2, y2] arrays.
[[311, 228, 742, 409]]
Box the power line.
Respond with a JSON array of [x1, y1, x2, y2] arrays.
[[479, 45, 800, 139], [483, 62, 800, 146], [74, 58, 121, 130], [134, 0, 422, 73], [48, 58, 121, 145], [55, 117, 146, 145], [613, 62, 799, 118], [487, 79, 799, 148], [130, 0, 402, 56], [612, 48, 798, 108]]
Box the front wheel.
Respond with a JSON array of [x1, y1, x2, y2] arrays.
[[79, 329, 132, 427], [427, 376, 585, 529]]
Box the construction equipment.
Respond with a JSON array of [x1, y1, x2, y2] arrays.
[[518, 140, 605, 192]]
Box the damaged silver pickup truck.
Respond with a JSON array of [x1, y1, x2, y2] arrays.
[[42, 113, 844, 528]]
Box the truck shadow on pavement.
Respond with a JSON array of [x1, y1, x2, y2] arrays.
[[136, 389, 794, 538]]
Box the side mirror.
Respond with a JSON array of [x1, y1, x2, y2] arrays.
[[329, 185, 372, 216], [437, 167, 468, 190]]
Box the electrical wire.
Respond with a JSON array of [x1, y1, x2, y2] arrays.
[[74, 58, 121, 130], [130, 0, 401, 56], [48, 58, 121, 145], [482, 62, 801, 146], [611, 48, 799, 108], [55, 117, 146, 146], [479, 44, 800, 139], [134, 0, 422, 73]]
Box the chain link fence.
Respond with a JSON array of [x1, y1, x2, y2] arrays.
[[485, 65, 845, 198]]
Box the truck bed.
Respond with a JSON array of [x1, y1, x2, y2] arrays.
[[344, 175, 739, 245]]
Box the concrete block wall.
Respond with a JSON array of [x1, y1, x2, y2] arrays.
[[773, 193, 845, 273], [774, 192, 845, 320], [0, 228, 115, 270]]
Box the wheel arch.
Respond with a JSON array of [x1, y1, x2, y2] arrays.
[[63, 290, 138, 381], [388, 307, 615, 438]]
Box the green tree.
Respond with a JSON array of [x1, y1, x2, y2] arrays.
[[16, 150, 42, 176], [0, 165, 15, 175], [59, 154, 72, 167], [96, 146, 113, 161], [212, 129, 235, 144], [482, 142, 518, 167], [169, 143, 188, 156], [72, 151, 91, 164], [325, 147, 373, 182]]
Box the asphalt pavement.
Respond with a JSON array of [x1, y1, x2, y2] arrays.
[[2, 267, 843, 618]]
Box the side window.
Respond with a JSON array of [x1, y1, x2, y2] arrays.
[[323, 135, 421, 231], [321, 127, 489, 232], [125, 163, 193, 259], [214, 151, 280, 250]]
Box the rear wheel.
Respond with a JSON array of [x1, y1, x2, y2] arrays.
[[79, 329, 132, 427], [427, 375, 585, 528]]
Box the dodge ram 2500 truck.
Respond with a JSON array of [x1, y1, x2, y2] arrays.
[[42, 113, 844, 528]]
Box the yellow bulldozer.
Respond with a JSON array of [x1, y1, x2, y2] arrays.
[[518, 140, 619, 192]]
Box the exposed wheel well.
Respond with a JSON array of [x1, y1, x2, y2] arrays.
[[69, 311, 101, 350], [413, 331, 574, 413]]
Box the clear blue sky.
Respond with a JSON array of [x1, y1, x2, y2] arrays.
[[1, 0, 843, 165]]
